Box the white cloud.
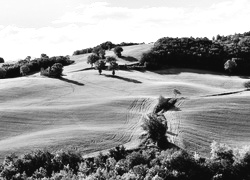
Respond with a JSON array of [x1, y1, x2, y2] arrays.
[[1, 0, 250, 61]]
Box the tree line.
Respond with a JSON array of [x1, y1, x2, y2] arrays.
[[0, 54, 74, 79], [73, 41, 143, 56], [140, 31, 250, 75]]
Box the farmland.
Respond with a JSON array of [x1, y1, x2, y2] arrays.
[[0, 44, 250, 161]]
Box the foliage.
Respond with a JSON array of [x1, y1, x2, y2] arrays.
[[142, 113, 167, 145], [105, 56, 117, 63], [95, 60, 106, 74], [224, 59, 237, 72], [1, 142, 250, 179], [0, 57, 4, 63], [1, 55, 73, 79], [244, 81, 250, 89], [40, 63, 63, 78], [73, 47, 93, 55], [140, 33, 250, 75], [154, 96, 177, 113], [126, 151, 148, 169], [87, 54, 100, 67], [114, 46, 123, 57], [72, 41, 141, 56], [99, 49, 106, 59], [109, 145, 127, 161], [20, 65, 30, 76], [0, 67, 6, 78]]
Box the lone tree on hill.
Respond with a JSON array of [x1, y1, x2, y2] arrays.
[[173, 89, 181, 98], [87, 54, 100, 67], [114, 46, 123, 57], [0, 57, 4, 63], [95, 60, 106, 75]]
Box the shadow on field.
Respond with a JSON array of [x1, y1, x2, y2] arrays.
[[120, 56, 138, 62], [153, 68, 226, 76], [58, 77, 85, 86], [70, 67, 94, 73], [104, 74, 142, 84]]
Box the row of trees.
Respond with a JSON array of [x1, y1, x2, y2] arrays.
[[73, 41, 139, 56], [86, 45, 123, 75], [140, 32, 250, 75], [0, 54, 74, 79]]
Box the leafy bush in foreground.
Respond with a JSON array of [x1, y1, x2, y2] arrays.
[[1, 141, 250, 179]]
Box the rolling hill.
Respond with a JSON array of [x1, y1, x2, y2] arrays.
[[0, 44, 250, 160]]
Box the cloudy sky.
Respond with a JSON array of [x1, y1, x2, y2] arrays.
[[0, 0, 250, 61]]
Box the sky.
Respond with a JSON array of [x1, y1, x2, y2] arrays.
[[0, 0, 250, 61]]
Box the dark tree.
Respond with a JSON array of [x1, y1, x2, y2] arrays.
[[114, 46, 123, 57], [0, 57, 4, 63], [87, 54, 100, 67], [95, 60, 106, 75]]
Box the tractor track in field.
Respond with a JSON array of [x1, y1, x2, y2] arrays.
[[94, 98, 157, 149]]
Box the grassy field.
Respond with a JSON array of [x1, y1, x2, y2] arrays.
[[0, 44, 250, 160]]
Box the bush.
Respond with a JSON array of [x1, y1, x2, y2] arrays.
[[105, 56, 117, 63], [20, 65, 30, 76], [109, 146, 126, 161], [142, 113, 168, 147], [126, 152, 148, 168], [40, 63, 63, 78], [0, 67, 6, 78], [244, 81, 250, 89]]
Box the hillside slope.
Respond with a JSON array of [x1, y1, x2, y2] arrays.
[[0, 44, 250, 160]]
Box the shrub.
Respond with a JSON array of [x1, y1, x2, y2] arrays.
[[105, 56, 117, 63], [20, 65, 30, 76], [224, 59, 237, 73], [142, 113, 168, 147], [114, 46, 123, 57], [40, 63, 63, 78], [109, 146, 126, 161], [0, 67, 6, 78], [126, 151, 148, 168], [244, 81, 250, 89], [49, 63, 63, 77], [154, 96, 177, 113]]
